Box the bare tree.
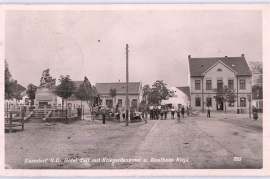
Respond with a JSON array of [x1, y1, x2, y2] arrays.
[[249, 61, 263, 86]]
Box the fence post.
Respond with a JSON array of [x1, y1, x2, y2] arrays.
[[9, 112, 12, 133]]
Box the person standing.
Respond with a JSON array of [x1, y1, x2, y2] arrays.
[[154, 105, 158, 120], [77, 105, 82, 119], [252, 106, 258, 121], [122, 109, 125, 122], [207, 106, 210, 118], [102, 108, 106, 124], [164, 107, 168, 120], [186, 106, 189, 116], [157, 105, 161, 119], [149, 104, 153, 120], [144, 105, 148, 123], [160, 107, 164, 120], [116, 108, 120, 122], [181, 106, 185, 118], [177, 108, 181, 122], [171, 107, 175, 119]]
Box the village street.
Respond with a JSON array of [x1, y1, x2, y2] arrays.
[[5, 112, 262, 169]]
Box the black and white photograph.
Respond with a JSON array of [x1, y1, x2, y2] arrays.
[[1, 4, 268, 177]]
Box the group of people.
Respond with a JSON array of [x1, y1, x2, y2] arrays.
[[147, 104, 192, 121]]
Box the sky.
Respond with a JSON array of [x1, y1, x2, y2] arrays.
[[5, 10, 262, 88]]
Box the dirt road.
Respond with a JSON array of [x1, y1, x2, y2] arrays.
[[5, 113, 262, 169]]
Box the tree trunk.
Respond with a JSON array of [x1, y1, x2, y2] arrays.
[[61, 98, 64, 119], [225, 102, 226, 114]]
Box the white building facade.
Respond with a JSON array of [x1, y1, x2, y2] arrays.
[[188, 54, 252, 112]]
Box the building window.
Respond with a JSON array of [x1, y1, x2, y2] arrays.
[[106, 99, 113, 108], [195, 80, 201, 90], [206, 80, 212, 90], [195, 97, 201, 107], [240, 79, 246, 90], [118, 99, 122, 107], [228, 80, 234, 89], [131, 99, 137, 108], [217, 80, 223, 89], [99, 99, 103, 105], [240, 97, 246, 107], [206, 97, 212, 107]]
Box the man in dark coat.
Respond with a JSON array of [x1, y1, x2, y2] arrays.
[[102, 109, 106, 124], [252, 106, 258, 121], [181, 106, 185, 118]]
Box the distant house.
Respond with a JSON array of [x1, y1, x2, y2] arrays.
[[176, 86, 191, 106], [95, 82, 143, 110], [252, 85, 263, 112], [5, 83, 27, 105], [188, 54, 252, 111], [161, 86, 190, 109], [67, 81, 91, 112]]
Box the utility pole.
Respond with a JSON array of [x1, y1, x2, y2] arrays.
[[126, 44, 129, 126]]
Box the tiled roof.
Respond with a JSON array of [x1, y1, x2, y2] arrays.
[[96, 82, 141, 95], [188, 55, 252, 77], [176, 86, 190, 99]]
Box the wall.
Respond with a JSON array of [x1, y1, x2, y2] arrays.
[[190, 62, 252, 111]]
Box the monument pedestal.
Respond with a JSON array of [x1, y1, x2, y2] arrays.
[[34, 87, 57, 108]]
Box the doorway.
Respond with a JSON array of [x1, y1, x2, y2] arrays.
[[217, 101, 224, 111]]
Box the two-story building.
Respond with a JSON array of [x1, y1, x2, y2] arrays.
[[188, 54, 252, 112], [95, 82, 143, 110]]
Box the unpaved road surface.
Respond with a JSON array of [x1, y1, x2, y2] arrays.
[[5, 113, 262, 169]]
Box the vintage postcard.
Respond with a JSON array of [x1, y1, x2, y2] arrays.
[[0, 4, 269, 177]]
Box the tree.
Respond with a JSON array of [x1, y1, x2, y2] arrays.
[[148, 80, 170, 104], [74, 76, 98, 112], [213, 85, 237, 113], [26, 83, 38, 105], [5, 60, 15, 100], [142, 85, 151, 102], [249, 61, 263, 86], [54, 75, 76, 113], [109, 88, 117, 107]]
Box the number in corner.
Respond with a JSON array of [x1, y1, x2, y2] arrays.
[[234, 157, 242, 161]]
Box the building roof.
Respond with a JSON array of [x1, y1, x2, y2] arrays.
[[176, 86, 190, 99], [96, 82, 141, 95], [188, 55, 252, 77], [11, 83, 26, 95]]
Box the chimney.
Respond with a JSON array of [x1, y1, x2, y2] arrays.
[[241, 54, 244, 57], [188, 55, 191, 59]]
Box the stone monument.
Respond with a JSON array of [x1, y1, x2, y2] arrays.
[[34, 69, 57, 108]]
